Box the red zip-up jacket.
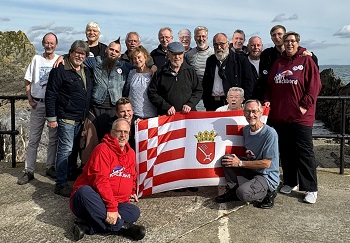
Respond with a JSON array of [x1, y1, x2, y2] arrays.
[[265, 47, 321, 126], [70, 133, 136, 213]]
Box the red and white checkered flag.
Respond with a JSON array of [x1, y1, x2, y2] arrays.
[[136, 108, 269, 197]]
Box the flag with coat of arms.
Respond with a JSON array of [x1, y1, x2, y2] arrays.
[[135, 108, 269, 197]]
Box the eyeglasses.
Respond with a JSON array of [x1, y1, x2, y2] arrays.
[[112, 129, 130, 135], [228, 96, 243, 99], [159, 36, 172, 40], [213, 42, 228, 48], [73, 51, 86, 57], [284, 39, 297, 44], [179, 36, 190, 40], [243, 110, 261, 115]]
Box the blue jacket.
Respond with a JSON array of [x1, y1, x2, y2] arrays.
[[85, 56, 134, 105], [45, 62, 93, 121]]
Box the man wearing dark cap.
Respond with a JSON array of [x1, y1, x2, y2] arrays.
[[148, 42, 203, 116]]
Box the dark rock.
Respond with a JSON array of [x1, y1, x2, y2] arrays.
[[316, 69, 350, 134]]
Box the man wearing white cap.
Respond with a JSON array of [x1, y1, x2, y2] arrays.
[[148, 42, 203, 116]]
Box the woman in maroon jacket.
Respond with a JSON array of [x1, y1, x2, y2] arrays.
[[265, 31, 321, 204]]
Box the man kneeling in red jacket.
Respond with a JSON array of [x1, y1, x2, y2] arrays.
[[70, 118, 145, 241]]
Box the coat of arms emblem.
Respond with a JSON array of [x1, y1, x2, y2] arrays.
[[194, 130, 217, 164]]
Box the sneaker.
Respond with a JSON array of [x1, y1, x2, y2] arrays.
[[55, 184, 72, 198], [17, 172, 34, 185], [46, 166, 56, 179], [280, 185, 298, 194], [215, 186, 240, 203], [259, 190, 277, 209], [303, 191, 317, 204]]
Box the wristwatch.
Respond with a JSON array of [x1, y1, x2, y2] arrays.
[[238, 160, 243, 167]]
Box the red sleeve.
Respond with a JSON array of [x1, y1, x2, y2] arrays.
[[87, 144, 118, 212]]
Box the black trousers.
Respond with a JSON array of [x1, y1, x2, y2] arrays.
[[272, 122, 318, 192]]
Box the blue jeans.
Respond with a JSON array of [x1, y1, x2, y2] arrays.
[[56, 119, 82, 186]]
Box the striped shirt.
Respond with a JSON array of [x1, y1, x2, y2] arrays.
[[185, 46, 214, 83]]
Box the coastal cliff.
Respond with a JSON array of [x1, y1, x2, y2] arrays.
[[0, 31, 36, 95]]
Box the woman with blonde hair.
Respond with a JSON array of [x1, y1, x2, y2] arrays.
[[123, 46, 157, 119]]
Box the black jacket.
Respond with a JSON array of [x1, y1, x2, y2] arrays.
[[150, 45, 168, 69], [87, 42, 107, 57], [202, 49, 254, 108], [45, 62, 93, 121], [148, 61, 203, 115]]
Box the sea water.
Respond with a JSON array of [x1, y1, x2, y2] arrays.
[[320, 65, 350, 84], [317, 65, 349, 134]]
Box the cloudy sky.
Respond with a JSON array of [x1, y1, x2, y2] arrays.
[[1, 0, 350, 65]]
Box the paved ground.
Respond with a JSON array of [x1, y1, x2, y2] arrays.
[[1, 161, 350, 243]]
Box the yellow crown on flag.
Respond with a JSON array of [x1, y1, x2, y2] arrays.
[[194, 130, 217, 142]]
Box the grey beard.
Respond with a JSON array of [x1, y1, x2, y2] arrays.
[[215, 49, 229, 61]]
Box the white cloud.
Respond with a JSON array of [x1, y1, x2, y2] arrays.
[[2, 0, 350, 64], [272, 13, 298, 22], [333, 25, 350, 38]]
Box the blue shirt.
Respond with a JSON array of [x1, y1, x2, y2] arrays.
[[243, 124, 280, 190]]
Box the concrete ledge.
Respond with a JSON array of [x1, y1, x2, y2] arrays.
[[1, 161, 349, 243]]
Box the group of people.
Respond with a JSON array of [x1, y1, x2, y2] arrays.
[[17, 21, 321, 241]]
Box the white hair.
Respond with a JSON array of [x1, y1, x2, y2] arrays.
[[86, 22, 100, 32]]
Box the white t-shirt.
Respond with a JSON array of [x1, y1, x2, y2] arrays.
[[24, 54, 59, 99], [216, 105, 230, 111], [212, 66, 225, 96], [248, 56, 260, 73]]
